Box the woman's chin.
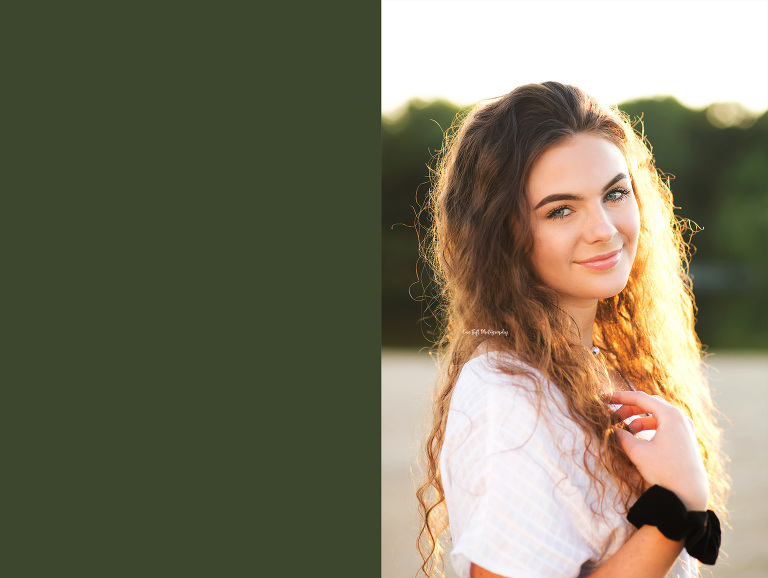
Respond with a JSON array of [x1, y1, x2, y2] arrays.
[[574, 279, 631, 302]]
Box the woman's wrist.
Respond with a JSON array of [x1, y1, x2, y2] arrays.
[[628, 485, 720, 565], [676, 489, 708, 512], [674, 471, 710, 512]]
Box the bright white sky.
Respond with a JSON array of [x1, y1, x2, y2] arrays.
[[382, 0, 768, 118]]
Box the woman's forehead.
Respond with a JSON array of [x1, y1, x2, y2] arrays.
[[527, 134, 629, 199]]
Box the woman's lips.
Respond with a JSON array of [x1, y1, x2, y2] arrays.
[[576, 249, 622, 270]]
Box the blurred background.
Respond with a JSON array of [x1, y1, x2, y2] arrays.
[[381, 1, 768, 577]]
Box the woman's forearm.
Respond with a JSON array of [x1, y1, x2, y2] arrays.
[[469, 525, 685, 578], [588, 525, 684, 578]]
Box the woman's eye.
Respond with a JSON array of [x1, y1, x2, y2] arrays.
[[605, 187, 631, 202], [546, 206, 572, 219]]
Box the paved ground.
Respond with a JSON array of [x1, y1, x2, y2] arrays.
[[382, 349, 768, 578]]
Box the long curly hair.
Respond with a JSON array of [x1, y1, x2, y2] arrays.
[[415, 82, 729, 577]]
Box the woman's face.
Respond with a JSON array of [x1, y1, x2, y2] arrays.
[[526, 133, 640, 309]]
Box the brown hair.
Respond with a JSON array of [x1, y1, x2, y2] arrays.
[[415, 82, 728, 577]]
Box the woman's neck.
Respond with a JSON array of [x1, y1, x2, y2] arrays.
[[561, 298, 599, 350]]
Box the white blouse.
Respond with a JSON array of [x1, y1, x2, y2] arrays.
[[440, 351, 697, 578]]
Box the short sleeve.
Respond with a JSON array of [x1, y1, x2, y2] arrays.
[[440, 355, 603, 578]]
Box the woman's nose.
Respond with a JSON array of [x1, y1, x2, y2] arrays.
[[584, 206, 618, 243]]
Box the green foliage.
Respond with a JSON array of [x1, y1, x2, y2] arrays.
[[382, 97, 768, 349]]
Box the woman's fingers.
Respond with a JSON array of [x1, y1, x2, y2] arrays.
[[613, 426, 644, 455], [613, 404, 647, 421], [610, 390, 672, 418], [626, 416, 657, 434], [610, 391, 709, 511]]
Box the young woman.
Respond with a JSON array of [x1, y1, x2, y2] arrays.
[[416, 82, 728, 578]]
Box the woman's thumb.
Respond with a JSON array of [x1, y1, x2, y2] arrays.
[[614, 426, 639, 455]]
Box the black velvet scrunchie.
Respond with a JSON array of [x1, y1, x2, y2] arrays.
[[627, 485, 721, 565]]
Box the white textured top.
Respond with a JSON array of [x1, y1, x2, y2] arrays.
[[440, 351, 697, 578]]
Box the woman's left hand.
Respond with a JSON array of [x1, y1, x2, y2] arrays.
[[609, 390, 709, 511]]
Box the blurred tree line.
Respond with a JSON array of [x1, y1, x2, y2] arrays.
[[382, 97, 768, 350]]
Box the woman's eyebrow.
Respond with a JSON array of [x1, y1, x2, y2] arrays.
[[533, 192, 581, 210], [602, 172, 628, 192], [533, 172, 629, 210]]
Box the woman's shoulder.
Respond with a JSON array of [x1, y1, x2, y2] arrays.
[[443, 345, 588, 492], [450, 346, 545, 420], [443, 348, 548, 472], [458, 345, 541, 393], [449, 345, 579, 444]]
